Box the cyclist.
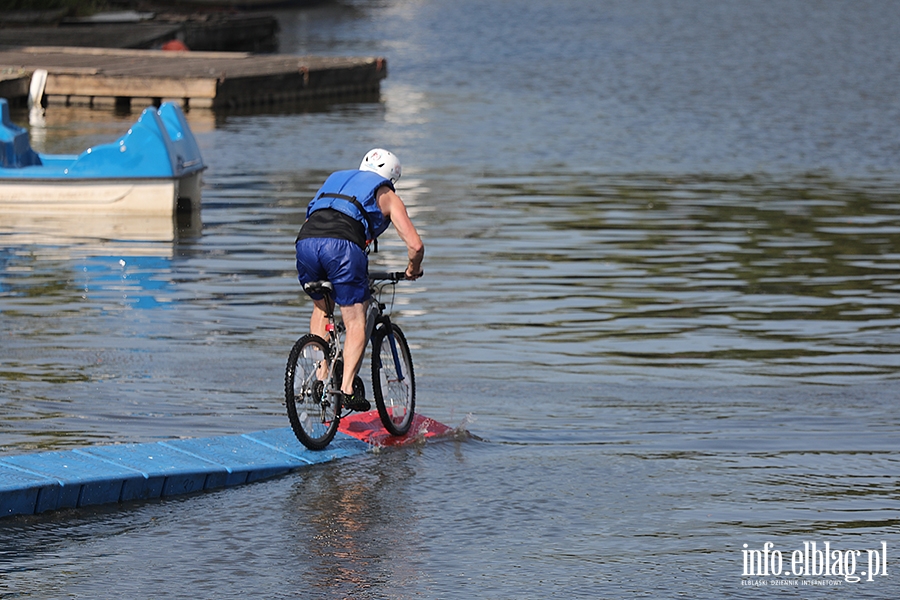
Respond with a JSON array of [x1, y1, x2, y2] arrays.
[[294, 149, 425, 412]]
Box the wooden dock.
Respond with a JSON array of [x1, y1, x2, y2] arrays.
[[0, 46, 387, 110], [0, 13, 280, 53]]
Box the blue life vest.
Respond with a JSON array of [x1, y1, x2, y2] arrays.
[[306, 170, 392, 240]]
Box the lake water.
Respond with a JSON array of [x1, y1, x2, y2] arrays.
[[2, 0, 900, 597]]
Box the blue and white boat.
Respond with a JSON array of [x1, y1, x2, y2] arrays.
[[0, 98, 205, 215]]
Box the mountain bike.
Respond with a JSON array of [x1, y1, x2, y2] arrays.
[[285, 271, 416, 450]]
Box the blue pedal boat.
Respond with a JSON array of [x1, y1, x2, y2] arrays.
[[0, 98, 205, 215]]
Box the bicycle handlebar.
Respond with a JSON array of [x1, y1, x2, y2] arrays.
[[369, 271, 408, 283]]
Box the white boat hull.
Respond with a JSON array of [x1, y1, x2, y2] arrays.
[[0, 172, 201, 215]]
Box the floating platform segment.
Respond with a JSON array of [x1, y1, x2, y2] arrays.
[[0, 413, 452, 519], [0, 46, 387, 110]]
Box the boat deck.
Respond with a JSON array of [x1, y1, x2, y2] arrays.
[[0, 46, 387, 110]]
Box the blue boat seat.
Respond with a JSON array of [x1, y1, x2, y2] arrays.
[[0, 99, 42, 169]]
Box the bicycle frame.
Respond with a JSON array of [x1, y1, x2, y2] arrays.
[[367, 272, 408, 382], [304, 272, 408, 405]]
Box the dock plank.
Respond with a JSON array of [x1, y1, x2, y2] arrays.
[[50, 73, 217, 100], [0, 46, 387, 109]]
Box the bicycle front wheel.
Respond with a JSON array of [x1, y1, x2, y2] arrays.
[[285, 334, 341, 450], [371, 323, 416, 436]]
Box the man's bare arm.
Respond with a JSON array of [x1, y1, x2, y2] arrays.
[[376, 187, 424, 278]]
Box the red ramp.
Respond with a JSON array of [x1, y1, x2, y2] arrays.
[[339, 412, 453, 447]]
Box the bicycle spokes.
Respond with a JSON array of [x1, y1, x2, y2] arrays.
[[371, 323, 415, 436], [285, 334, 341, 450]]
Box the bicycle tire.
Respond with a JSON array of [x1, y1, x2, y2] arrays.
[[371, 323, 416, 436], [285, 334, 341, 450]]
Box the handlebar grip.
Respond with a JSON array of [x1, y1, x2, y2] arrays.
[[369, 271, 406, 282]]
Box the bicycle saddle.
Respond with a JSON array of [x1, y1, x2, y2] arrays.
[[303, 280, 334, 296]]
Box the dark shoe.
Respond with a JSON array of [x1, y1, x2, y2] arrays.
[[341, 391, 370, 412]]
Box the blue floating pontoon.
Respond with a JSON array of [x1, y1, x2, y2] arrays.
[[0, 428, 368, 518]]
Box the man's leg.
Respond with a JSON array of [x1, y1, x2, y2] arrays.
[[309, 299, 329, 340], [338, 301, 368, 395], [307, 299, 331, 380]]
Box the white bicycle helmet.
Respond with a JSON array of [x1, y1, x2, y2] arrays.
[[359, 148, 401, 183]]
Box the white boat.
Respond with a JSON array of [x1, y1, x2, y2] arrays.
[[0, 97, 205, 215]]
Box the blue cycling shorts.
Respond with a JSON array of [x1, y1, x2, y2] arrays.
[[295, 237, 370, 306]]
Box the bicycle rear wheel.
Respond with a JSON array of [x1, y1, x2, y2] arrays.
[[285, 334, 341, 450], [371, 323, 416, 436]]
